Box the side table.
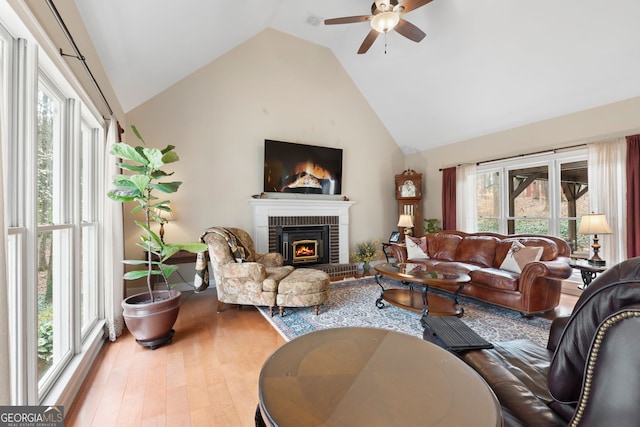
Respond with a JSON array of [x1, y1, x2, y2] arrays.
[[570, 260, 608, 289], [144, 250, 198, 287], [381, 242, 403, 262]]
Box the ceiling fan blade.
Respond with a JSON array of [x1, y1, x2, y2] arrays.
[[395, 0, 433, 14], [324, 15, 371, 25], [394, 19, 426, 42], [358, 29, 380, 54]]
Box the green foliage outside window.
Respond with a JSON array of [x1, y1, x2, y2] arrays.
[[37, 297, 53, 376]]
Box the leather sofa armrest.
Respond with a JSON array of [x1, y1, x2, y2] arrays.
[[547, 315, 570, 352], [520, 258, 573, 282], [461, 348, 566, 426], [519, 258, 573, 294], [389, 243, 408, 263], [567, 309, 640, 426], [221, 262, 266, 281], [254, 252, 284, 267]]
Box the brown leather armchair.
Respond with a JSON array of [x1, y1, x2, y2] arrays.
[[455, 257, 640, 426]]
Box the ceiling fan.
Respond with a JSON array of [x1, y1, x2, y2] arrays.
[[324, 0, 433, 54]]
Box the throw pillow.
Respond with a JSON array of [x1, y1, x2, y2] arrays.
[[406, 236, 428, 260], [499, 240, 543, 273]]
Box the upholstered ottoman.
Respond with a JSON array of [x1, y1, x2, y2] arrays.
[[277, 268, 330, 316]]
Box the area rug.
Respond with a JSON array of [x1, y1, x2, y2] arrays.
[[257, 276, 552, 347]]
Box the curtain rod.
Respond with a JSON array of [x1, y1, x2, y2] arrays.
[[438, 142, 587, 171], [45, 0, 114, 116]]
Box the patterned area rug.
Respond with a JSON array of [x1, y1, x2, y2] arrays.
[[257, 276, 552, 347]]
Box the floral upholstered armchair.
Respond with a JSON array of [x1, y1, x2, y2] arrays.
[[196, 227, 293, 316]]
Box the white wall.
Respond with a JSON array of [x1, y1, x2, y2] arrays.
[[124, 29, 405, 286]]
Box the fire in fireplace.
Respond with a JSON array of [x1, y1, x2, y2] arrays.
[[292, 240, 319, 263], [276, 225, 330, 266]]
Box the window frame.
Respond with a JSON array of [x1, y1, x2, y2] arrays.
[[1, 8, 107, 405], [36, 74, 75, 395], [476, 149, 588, 241]]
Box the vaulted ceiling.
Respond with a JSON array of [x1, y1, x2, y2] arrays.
[[75, 0, 640, 153]]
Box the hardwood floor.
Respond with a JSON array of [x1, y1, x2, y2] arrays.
[[65, 288, 284, 426], [65, 286, 578, 426]]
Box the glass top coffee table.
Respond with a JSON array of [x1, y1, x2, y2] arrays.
[[374, 263, 470, 324], [258, 327, 502, 426]]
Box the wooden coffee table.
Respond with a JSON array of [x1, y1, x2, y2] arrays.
[[374, 263, 470, 322], [258, 327, 502, 426]]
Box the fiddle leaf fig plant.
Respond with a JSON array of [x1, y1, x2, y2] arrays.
[[108, 125, 207, 302]]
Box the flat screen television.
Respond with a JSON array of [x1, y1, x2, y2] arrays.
[[263, 140, 343, 195]]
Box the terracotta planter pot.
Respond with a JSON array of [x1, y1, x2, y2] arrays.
[[122, 290, 181, 349]]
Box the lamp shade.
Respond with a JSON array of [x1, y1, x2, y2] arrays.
[[153, 204, 176, 224], [397, 214, 414, 228], [578, 213, 612, 235], [371, 11, 400, 33]]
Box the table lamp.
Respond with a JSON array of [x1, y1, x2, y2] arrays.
[[577, 213, 612, 266], [153, 204, 176, 244], [397, 214, 414, 236]]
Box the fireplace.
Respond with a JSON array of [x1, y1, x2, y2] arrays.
[[248, 198, 355, 264], [277, 225, 330, 266]]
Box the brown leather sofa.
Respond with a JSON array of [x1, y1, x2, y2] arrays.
[[454, 257, 640, 426], [390, 230, 573, 315]]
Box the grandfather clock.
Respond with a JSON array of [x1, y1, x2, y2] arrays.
[[395, 169, 422, 237]]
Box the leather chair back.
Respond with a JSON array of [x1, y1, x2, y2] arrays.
[[548, 257, 640, 402]]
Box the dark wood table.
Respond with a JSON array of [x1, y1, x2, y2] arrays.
[[374, 263, 470, 323], [381, 242, 402, 262], [144, 249, 198, 287], [258, 327, 502, 426], [570, 260, 608, 289]]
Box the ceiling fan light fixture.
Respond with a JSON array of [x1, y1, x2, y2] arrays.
[[371, 11, 400, 33], [375, 0, 392, 11]]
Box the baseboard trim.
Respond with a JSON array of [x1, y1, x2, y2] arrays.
[[41, 321, 106, 408]]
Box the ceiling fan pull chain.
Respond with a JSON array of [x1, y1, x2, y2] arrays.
[[384, 32, 388, 54]]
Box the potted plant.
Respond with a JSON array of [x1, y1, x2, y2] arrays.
[[351, 239, 381, 272], [108, 125, 207, 349], [424, 218, 443, 234]]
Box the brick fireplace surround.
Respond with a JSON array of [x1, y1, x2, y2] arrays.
[[248, 198, 355, 264]]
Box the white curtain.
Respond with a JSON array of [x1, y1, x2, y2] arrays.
[[587, 137, 627, 265], [0, 68, 11, 404], [456, 163, 477, 232], [103, 118, 124, 340]]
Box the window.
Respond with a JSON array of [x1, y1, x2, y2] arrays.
[[477, 170, 500, 233], [79, 121, 100, 337], [508, 164, 550, 235], [36, 80, 76, 391], [476, 151, 588, 255], [559, 160, 591, 256], [1, 11, 105, 404]]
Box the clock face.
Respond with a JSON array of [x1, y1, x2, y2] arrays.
[[401, 180, 416, 198]]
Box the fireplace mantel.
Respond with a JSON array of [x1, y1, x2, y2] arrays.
[[248, 198, 355, 264]]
